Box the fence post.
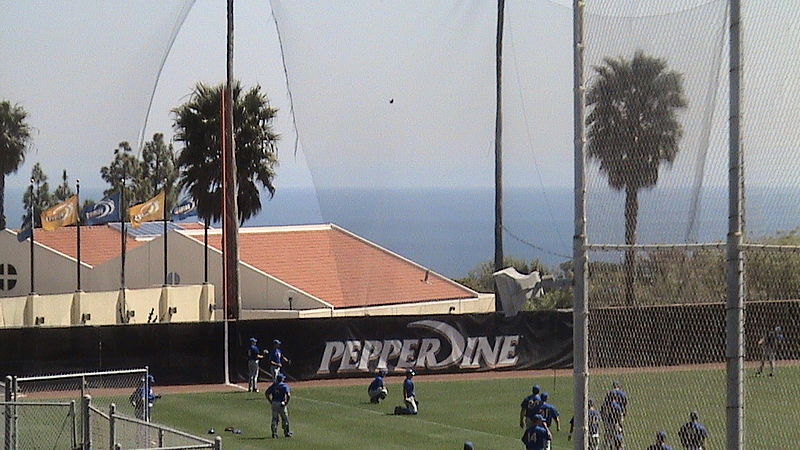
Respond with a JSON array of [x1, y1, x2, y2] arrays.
[[158, 429, 164, 447], [109, 403, 116, 450], [69, 400, 77, 450], [4, 376, 12, 450], [82, 395, 91, 450], [10, 377, 17, 450], [214, 435, 222, 450]]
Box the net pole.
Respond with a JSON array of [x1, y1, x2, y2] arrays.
[[494, 0, 506, 313], [726, 0, 744, 448], [572, 0, 588, 448]]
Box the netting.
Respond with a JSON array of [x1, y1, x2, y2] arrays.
[[112, 413, 216, 450], [582, 0, 800, 448]]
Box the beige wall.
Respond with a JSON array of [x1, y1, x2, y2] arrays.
[[122, 287, 162, 324], [75, 290, 121, 326], [0, 295, 27, 327], [26, 293, 73, 327]]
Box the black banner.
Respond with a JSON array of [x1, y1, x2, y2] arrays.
[[231, 311, 572, 381], [0, 312, 572, 385]]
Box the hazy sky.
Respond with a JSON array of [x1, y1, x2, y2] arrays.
[[2, 0, 797, 194]]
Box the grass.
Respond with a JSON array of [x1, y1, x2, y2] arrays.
[[151, 366, 800, 450]]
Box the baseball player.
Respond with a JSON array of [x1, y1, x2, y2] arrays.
[[601, 400, 625, 450], [129, 374, 160, 421], [265, 373, 292, 438], [568, 398, 601, 450], [678, 411, 708, 450], [368, 369, 388, 404], [538, 392, 559, 449], [520, 384, 542, 428], [756, 325, 784, 377], [247, 337, 263, 392], [394, 369, 418, 415], [268, 339, 291, 381], [521, 414, 551, 450], [646, 431, 673, 450]]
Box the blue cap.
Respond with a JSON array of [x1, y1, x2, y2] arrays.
[[273, 339, 282, 345], [464, 442, 475, 450], [249, 337, 257, 343], [533, 394, 541, 402], [532, 384, 541, 394], [406, 369, 415, 376], [540, 392, 549, 401], [276, 374, 286, 382]]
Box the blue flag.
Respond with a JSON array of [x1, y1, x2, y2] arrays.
[[171, 195, 197, 221], [84, 193, 121, 225], [17, 214, 32, 242]]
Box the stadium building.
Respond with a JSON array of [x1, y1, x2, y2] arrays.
[[0, 223, 490, 327]]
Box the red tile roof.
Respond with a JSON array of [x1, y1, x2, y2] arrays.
[[191, 225, 475, 308], [31, 225, 144, 266]]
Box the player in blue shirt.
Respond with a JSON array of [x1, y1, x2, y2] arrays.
[[601, 400, 625, 450], [678, 411, 709, 450], [568, 398, 601, 450], [268, 339, 291, 381], [129, 374, 160, 421], [538, 392, 559, 449], [520, 384, 542, 428], [394, 369, 418, 415], [368, 369, 388, 404], [521, 414, 551, 450], [265, 374, 292, 438], [246, 337, 263, 392], [647, 430, 673, 450]]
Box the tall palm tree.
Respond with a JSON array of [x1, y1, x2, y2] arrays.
[[0, 101, 33, 229], [172, 82, 279, 225], [586, 51, 687, 305]]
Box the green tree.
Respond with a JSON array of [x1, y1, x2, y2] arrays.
[[52, 170, 74, 202], [21, 163, 53, 227], [100, 142, 145, 219], [172, 81, 279, 225], [0, 100, 33, 229], [586, 51, 687, 305], [140, 133, 179, 208]]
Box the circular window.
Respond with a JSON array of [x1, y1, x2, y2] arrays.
[[0, 263, 18, 291]]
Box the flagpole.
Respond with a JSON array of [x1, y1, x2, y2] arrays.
[[163, 187, 168, 286], [29, 177, 35, 295], [76, 179, 82, 291], [120, 170, 127, 323], [204, 217, 209, 283]]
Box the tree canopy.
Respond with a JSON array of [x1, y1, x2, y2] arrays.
[[0, 100, 33, 229]]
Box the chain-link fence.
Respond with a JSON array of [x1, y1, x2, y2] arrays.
[[575, 0, 800, 449], [1, 401, 77, 450], [109, 403, 220, 450]]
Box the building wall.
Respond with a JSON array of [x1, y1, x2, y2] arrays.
[[0, 230, 84, 298]]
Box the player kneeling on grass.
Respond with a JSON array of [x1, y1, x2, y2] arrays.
[[647, 430, 673, 450], [394, 369, 418, 415], [265, 374, 292, 438], [368, 369, 388, 404], [521, 414, 551, 450]]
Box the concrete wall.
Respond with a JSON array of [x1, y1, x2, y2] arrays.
[[122, 287, 162, 324], [74, 290, 121, 326], [26, 293, 73, 327], [0, 295, 27, 327]]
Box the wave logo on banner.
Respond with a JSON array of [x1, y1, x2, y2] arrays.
[[171, 195, 197, 221], [129, 191, 165, 228], [41, 195, 78, 231], [84, 193, 121, 225], [316, 320, 520, 375]]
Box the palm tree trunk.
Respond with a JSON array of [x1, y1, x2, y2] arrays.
[[624, 186, 639, 305], [0, 173, 5, 229]]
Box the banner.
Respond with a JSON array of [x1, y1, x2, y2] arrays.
[[233, 311, 573, 381], [171, 195, 197, 221], [84, 193, 121, 225], [17, 214, 32, 242], [41, 195, 78, 231], [129, 191, 165, 228]]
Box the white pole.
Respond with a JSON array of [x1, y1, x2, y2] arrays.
[[726, 0, 744, 448], [572, 0, 588, 449]]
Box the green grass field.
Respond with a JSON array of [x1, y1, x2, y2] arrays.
[[150, 366, 800, 450]]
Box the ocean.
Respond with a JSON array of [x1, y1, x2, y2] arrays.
[[4, 185, 800, 278]]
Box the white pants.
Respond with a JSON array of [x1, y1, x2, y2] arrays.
[[369, 387, 388, 402], [404, 396, 418, 414], [248, 360, 259, 390]]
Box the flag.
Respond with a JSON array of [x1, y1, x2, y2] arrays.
[[41, 195, 79, 231], [17, 215, 32, 242], [129, 191, 165, 228], [84, 193, 121, 225], [171, 195, 197, 221]]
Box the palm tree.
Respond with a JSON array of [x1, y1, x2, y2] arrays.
[[0, 101, 33, 229], [172, 82, 279, 225], [586, 51, 687, 305]]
